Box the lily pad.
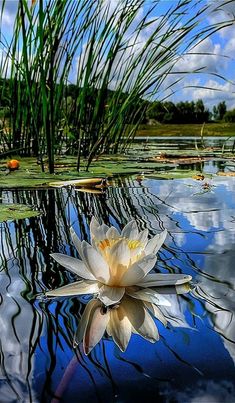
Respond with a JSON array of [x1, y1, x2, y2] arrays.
[[217, 171, 235, 177], [0, 204, 40, 222], [49, 177, 105, 188]]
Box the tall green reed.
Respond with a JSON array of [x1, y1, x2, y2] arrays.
[[0, 0, 232, 172]]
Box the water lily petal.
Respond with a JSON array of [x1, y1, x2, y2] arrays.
[[137, 229, 149, 246], [150, 283, 191, 295], [108, 306, 132, 351], [50, 253, 95, 280], [90, 216, 100, 236], [108, 239, 130, 273], [123, 297, 159, 342], [121, 220, 139, 239], [106, 226, 120, 240], [46, 280, 99, 297], [106, 322, 112, 337], [126, 287, 171, 306], [90, 217, 109, 241], [74, 299, 100, 346], [137, 273, 192, 287], [145, 229, 167, 255], [144, 302, 167, 326], [119, 254, 157, 286], [160, 295, 193, 329], [70, 227, 83, 258], [83, 302, 110, 355], [98, 285, 125, 306], [81, 241, 110, 283]]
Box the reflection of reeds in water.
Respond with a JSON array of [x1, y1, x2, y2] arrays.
[[0, 221, 42, 401], [0, 188, 122, 400], [0, 189, 74, 401], [0, 183, 234, 401]]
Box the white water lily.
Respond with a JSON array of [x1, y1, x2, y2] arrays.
[[74, 295, 164, 354], [74, 283, 192, 354], [46, 217, 192, 306]]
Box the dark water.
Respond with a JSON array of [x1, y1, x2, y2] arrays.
[[0, 173, 235, 403]]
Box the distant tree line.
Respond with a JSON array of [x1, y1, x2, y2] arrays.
[[224, 110, 235, 122], [211, 101, 235, 123], [146, 100, 230, 124], [144, 99, 235, 124], [1, 79, 235, 128], [146, 99, 210, 124]]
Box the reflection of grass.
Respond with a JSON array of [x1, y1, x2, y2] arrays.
[[137, 123, 235, 137]]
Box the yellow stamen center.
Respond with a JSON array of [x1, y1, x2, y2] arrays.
[[98, 238, 142, 251], [99, 239, 111, 250], [127, 239, 142, 249]]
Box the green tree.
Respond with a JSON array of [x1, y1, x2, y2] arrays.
[[195, 99, 210, 123], [176, 101, 195, 123], [213, 101, 227, 120], [146, 101, 165, 122], [162, 101, 177, 123], [224, 109, 235, 122]]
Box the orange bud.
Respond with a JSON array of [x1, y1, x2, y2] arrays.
[[7, 159, 20, 171]]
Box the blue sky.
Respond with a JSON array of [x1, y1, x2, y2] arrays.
[[0, 0, 234, 110]]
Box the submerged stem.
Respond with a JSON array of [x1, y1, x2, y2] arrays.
[[51, 352, 80, 403]]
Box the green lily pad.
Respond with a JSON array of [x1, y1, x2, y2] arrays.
[[0, 204, 40, 222]]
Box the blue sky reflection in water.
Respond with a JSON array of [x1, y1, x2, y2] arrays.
[[0, 174, 235, 402]]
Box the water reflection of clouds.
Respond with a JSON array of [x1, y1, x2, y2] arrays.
[[143, 177, 235, 233], [1, 180, 235, 401], [154, 177, 235, 364], [0, 268, 39, 402], [195, 251, 235, 364], [161, 294, 193, 329], [161, 379, 235, 403], [0, 223, 40, 402], [120, 177, 235, 367]]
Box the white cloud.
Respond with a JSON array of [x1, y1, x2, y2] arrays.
[[208, 0, 235, 39], [176, 37, 225, 74], [182, 78, 235, 109], [0, 0, 17, 28], [224, 36, 235, 55]]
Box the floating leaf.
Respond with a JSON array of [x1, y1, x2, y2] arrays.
[[0, 204, 40, 222], [217, 172, 235, 177], [74, 188, 103, 194], [49, 178, 105, 188]]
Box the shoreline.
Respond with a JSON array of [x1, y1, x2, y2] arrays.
[[136, 122, 235, 137]]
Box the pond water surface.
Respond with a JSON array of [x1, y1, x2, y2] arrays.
[[134, 135, 235, 150], [0, 171, 235, 402]]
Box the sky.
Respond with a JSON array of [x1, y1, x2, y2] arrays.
[[173, 1, 235, 110], [0, 0, 235, 111]]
